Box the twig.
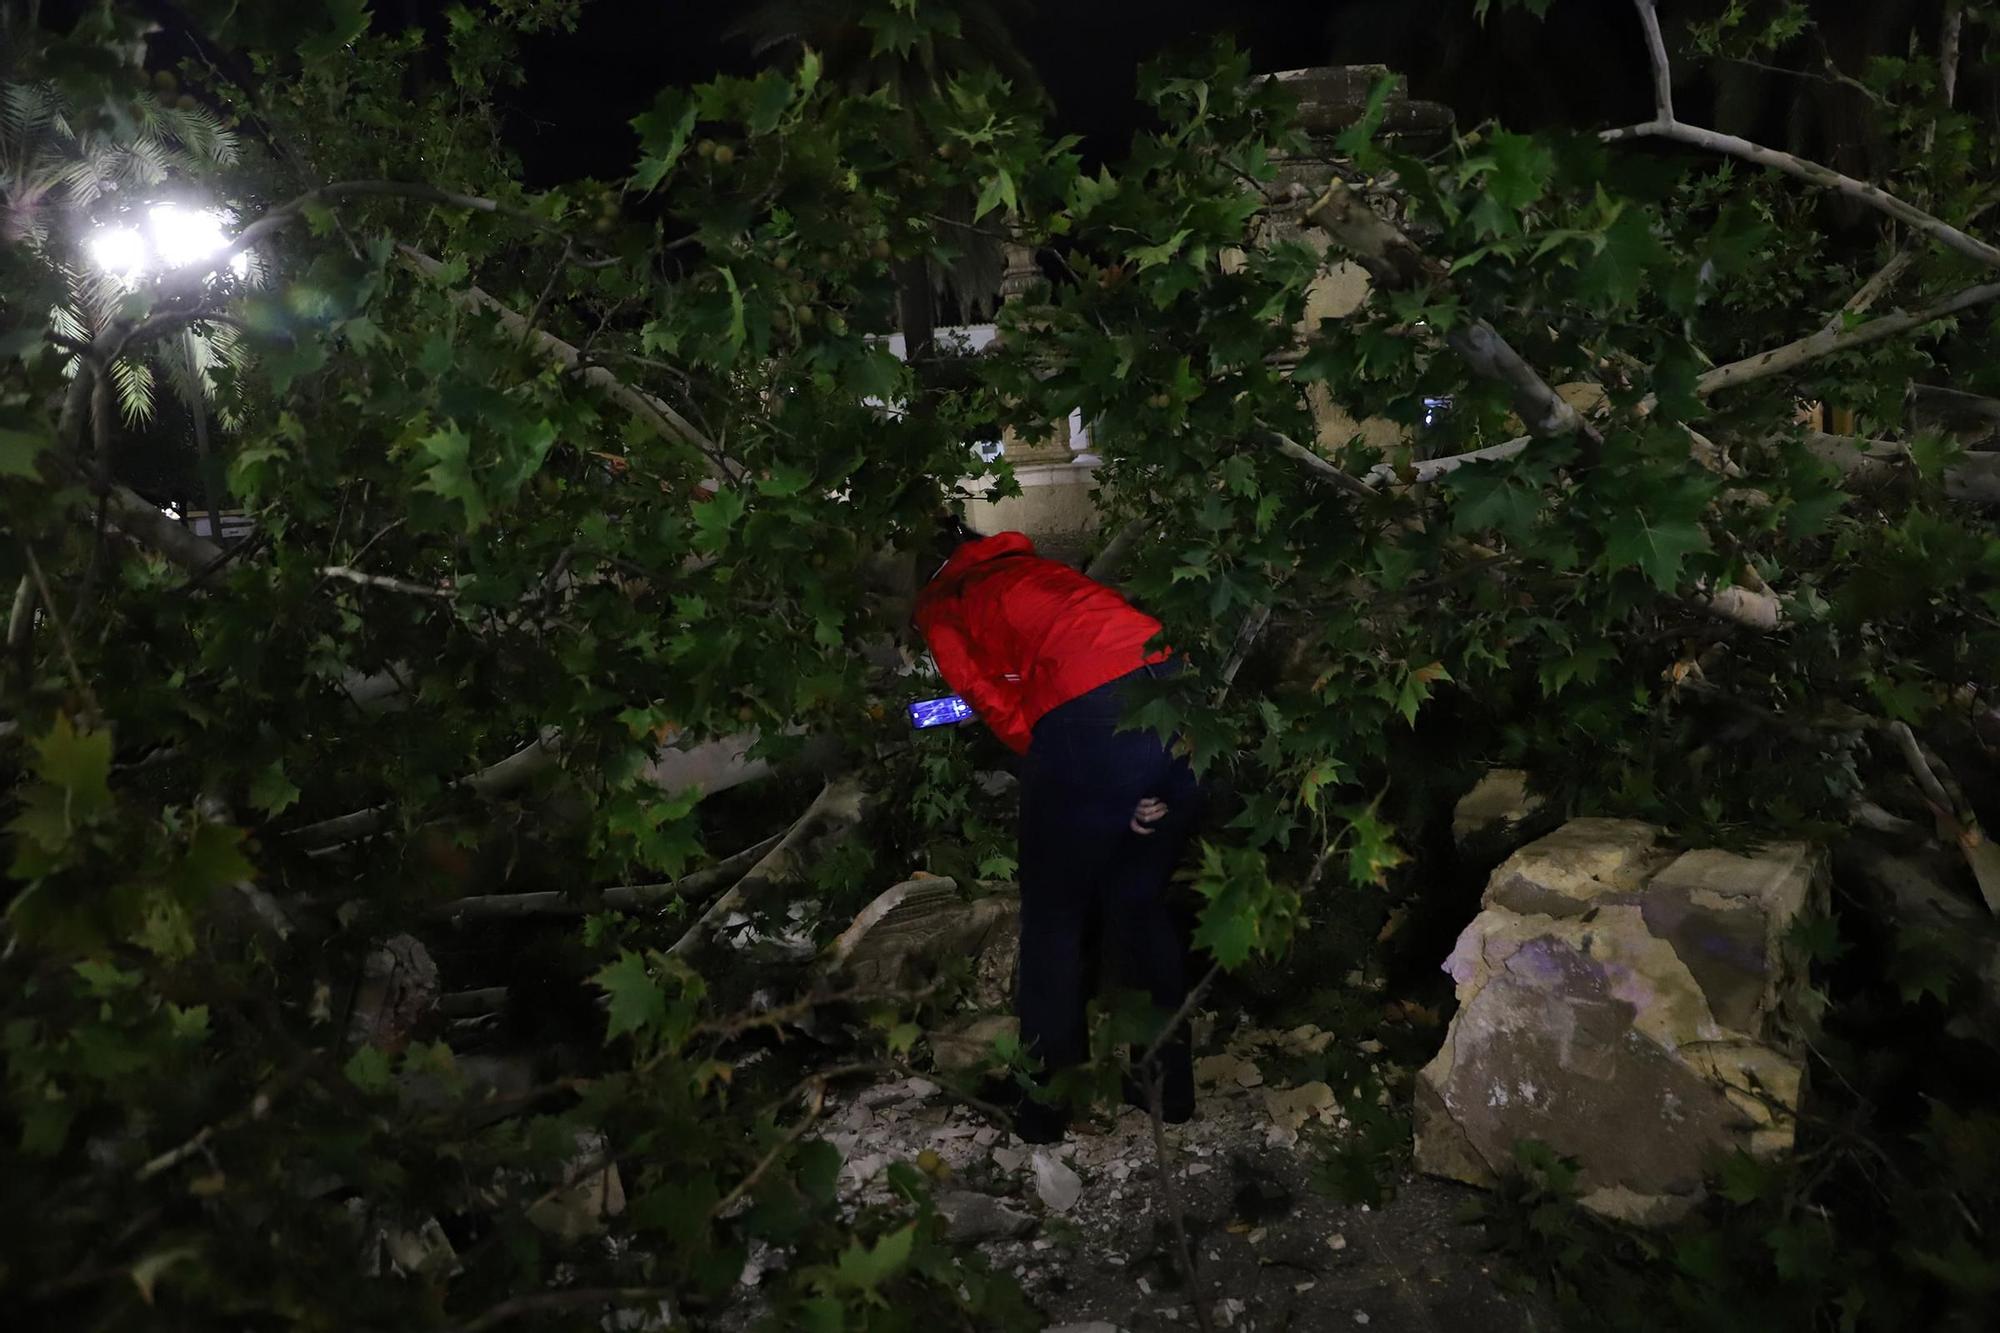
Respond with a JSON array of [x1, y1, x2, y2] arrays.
[[22, 547, 95, 713], [285, 728, 562, 849], [341, 516, 406, 572], [319, 565, 457, 599], [1144, 1063, 1215, 1333], [396, 246, 745, 483], [1216, 604, 1273, 701], [213, 181, 557, 275], [707, 1080, 833, 1220], [1265, 430, 1381, 500], [1823, 248, 1915, 331], [135, 1126, 214, 1182], [1604, 0, 2000, 272], [1886, 721, 1956, 817], [1134, 960, 1223, 1333], [8, 576, 37, 686], [520, 238, 573, 346]]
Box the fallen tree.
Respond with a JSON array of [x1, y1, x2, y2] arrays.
[[6, 4, 2000, 1332]]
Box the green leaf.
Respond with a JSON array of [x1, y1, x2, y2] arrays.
[[833, 1223, 915, 1300], [1129, 228, 1193, 270], [719, 267, 747, 358], [747, 69, 795, 135], [249, 760, 301, 817], [1716, 1150, 1773, 1205], [1193, 896, 1258, 968], [175, 823, 253, 899], [631, 90, 697, 193], [0, 427, 49, 477], [33, 715, 115, 822], [1333, 74, 1396, 164], [1602, 513, 1709, 590], [1580, 208, 1666, 310], [594, 950, 666, 1041], [1449, 471, 1541, 538], [419, 423, 489, 530], [691, 487, 746, 553], [974, 168, 1018, 221], [1487, 130, 1554, 211], [343, 1044, 394, 1094], [1343, 804, 1406, 887], [74, 958, 142, 996]]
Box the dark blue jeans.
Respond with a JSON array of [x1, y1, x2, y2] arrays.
[[1017, 661, 1201, 1114]]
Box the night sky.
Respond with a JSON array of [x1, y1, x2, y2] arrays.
[[498, 0, 1664, 186]]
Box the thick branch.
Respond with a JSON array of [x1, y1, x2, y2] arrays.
[[667, 775, 870, 959], [1695, 281, 2000, 398], [1634, 0, 1673, 123], [1603, 118, 2000, 270], [431, 833, 785, 920], [1801, 431, 2000, 506], [285, 728, 562, 850], [1606, 1, 2000, 272], [286, 728, 812, 852], [1085, 516, 1150, 583], [1941, 2, 1965, 110], [1301, 179, 1593, 445]]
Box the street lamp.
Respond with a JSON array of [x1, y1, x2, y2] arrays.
[[85, 202, 250, 286], [82, 200, 252, 541]]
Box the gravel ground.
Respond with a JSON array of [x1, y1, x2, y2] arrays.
[[728, 1023, 1552, 1333]]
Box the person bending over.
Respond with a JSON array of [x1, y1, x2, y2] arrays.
[[914, 515, 1201, 1143]]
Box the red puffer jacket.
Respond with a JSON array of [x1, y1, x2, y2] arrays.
[[914, 531, 1173, 753]]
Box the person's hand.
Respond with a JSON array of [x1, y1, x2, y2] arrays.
[[1130, 797, 1168, 835]]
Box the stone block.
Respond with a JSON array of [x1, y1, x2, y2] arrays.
[[1415, 821, 1825, 1224], [1480, 818, 1663, 918], [1451, 768, 1546, 853]]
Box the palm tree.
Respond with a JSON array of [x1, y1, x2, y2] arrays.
[[3, 76, 249, 426], [2, 57, 254, 534]]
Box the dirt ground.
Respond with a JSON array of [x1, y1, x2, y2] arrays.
[[764, 1027, 1553, 1333]]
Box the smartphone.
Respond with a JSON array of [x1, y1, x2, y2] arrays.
[[908, 695, 976, 729]]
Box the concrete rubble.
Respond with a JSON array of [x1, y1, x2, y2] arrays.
[[1415, 818, 1825, 1224]]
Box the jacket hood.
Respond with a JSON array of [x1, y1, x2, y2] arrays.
[[930, 530, 1035, 587]]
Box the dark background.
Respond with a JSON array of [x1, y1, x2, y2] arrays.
[[495, 0, 1658, 184], [488, 0, 1960, 186]]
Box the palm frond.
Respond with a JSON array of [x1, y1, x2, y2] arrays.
[[109, 355, 157, 426], [46, 301, 87, 345]]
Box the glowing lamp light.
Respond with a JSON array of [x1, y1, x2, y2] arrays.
[[85, 204, 249, 283], [87, 225, 148, 279]]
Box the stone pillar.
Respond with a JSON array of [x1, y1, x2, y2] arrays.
[[965, 232, 1099, 562]]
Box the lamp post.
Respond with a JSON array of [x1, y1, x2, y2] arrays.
[[84, 202, 249, 541]]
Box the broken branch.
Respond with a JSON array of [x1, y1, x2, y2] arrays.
[[430, 833, 786, 920], [1605, 0, 2000, 271]]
